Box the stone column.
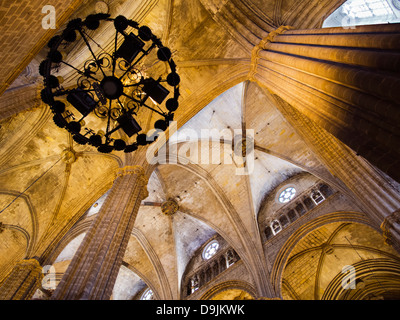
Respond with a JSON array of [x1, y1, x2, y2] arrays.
[[51, 165, 149, 300], [381, 210, 400, 252], [0, 258, 43, 300], [265, 91, 400, 251], [0, 83, 41, 121], [250, 23, 400, 182]]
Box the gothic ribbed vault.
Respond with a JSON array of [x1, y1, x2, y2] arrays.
[[0, 0, 400, 301]]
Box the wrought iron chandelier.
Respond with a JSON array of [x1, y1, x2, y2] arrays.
[[39, 14, 180, 153]]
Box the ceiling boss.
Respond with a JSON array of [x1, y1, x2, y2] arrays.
[[39, 13, 180, 153]]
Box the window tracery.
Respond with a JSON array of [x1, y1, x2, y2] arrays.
[[190, 276, 199, 293], [311, 190, 325, 205], [141, 288, 154, 300], [278, 187, 296, 203], [264, 183, 334, 241], [202, 240, 219, 260], [342, 0, 393, 19], [184, 241, 240, 297], [323, 0, 400, 28], [271, 220, 282, 235]]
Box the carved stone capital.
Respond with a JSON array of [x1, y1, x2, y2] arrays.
[[381, 209, 400, 248], [387, 209, 400, 224], [14, 258, 43, 274], [115, 165, 148, 183], [260, 25, 294, 48], [249, 25, 293, 81], [0, 258, 43, 300], [381, 209, 400, 230], [114, 165, 149, 199]]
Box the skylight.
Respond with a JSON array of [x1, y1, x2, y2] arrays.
[[323, 0, 400, 28]]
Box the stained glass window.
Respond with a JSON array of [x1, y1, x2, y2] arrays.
[[342, 0, 393, 18], [141, 288, 154, 300], [202, 240, 219, 260], [278, 187, 296, 204], [323, 0, 400, 28]]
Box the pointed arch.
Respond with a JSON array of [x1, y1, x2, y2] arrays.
[[200, 280, 257, 300], [271, 211, 375, 296]]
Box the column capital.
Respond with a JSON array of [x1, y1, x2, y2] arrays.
[[115, 165, 148, 182], [0, 258, 43, 300], [114, 165, 149, 199], [381, 209, 400, 228], [13, 259, 44, 283], [381, 209, 400, 246], [14, 258, 42, 271], [249, 25, 293, 81]]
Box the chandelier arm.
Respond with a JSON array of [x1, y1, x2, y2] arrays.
[[52, 88, 96, 98], [60, 61, 100, 83], [117, 98, 129, 112], [122, 89, 165, 116], [92, 99, 102, 112], [122, 83, 142, 88], [141, 102, 167, 117], [121, 92, 143, 105], [112, 31, 118, 76], [76, 113, 88, 124], [154, 102, 165, 114], [104, 124, 123, 138], [93, 103, 108, 119], [81, 29, 109, 56], [78, 28, 107, 78], [105, 99, 113, 142], [118, 42, 157, 81]]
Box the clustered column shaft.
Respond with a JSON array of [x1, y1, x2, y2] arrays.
[[251, 23, 400, 182], [51, 165, 148, 300], [0, 258, 43, 300]]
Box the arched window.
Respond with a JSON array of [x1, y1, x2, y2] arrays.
[[202, 240, 219, 260], [303, 197, 316, 210], [226, 249, 236, 267], [311, 190, 325, 205], [141, 288, 154, 300], [271, 220, 282, 235], [278, 187, 296, 204], [264, 225, 273, 239], [323, 0, 400, 28], [205, 266, 212, 282], [294, 202, 306, 216], [319, 184, 333, 198], [219, 255, 227, 273], [190, 276, 199, 293], [212, 262, 219, 277], [287, 209, 298, 223], [279, 215, 289, 228]]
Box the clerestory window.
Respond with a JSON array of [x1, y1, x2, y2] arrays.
[[323, 0, 400, 28], [202, 240, 219, 260], [278, 187, 296, 204], [141, 288, 154, 300]]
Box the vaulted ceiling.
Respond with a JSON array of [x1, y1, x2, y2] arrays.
[[0, 0, 352, 299], [46, 80, 339, 299]]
